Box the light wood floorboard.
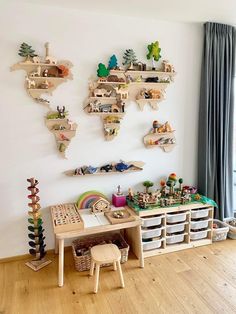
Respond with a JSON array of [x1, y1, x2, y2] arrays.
[[0, 240, 236, 314]]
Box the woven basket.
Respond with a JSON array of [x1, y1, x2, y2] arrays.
[[72, 232, 129, 272]]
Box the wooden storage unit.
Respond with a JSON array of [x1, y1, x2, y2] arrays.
[[126, 203, 214, 258]]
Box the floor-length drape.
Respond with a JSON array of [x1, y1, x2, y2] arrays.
[[198, 22, 235, 220]]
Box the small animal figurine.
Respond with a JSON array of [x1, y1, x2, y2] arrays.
[[88, 100, 101, 113], [163, 60, 175, 72], [67, 119, 74, 130], [86, 166, 98, 174], [29, 66, 41, 77], [93, 88, 112, 97], [115, 161, 132, 172], [114, 86, 129, 99], [57, 106, 66, 119], [100, 164, 113, 172], [44, 42, 57, 64], [25, 76, 36, 89], [42, 69, 48, 77], [145, 77, 159, 83], [32, 56, 41, 63], [59, 133, 69, 141]]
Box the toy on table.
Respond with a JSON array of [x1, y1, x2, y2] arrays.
[[112, 185, 127, 207], [91, 197, 111, 213], [127, 173, 193, 209], [76, 191, 108, 209], [104, 208, 135, 224], [26, 178, 51, 271]]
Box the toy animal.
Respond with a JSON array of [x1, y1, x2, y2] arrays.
[[88, 100, 101, 112], [114, 86, 129, 99], [57, 106, 66, 119], [149, 89, 163, 99], [163, 60, 175, 72], [86, 166, 98, 174], [25, 77, 36, 89], [32, 56, 40, 63], [44, 42, 57, 64], [145, 77, 159, 83], [115, 162, 132, 172], [100, 164, 113, 172], [94, 88, 112, 97], [30, 66, 41, 77]]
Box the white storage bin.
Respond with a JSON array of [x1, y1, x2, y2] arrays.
[[142, 238, 163, 251], [166, 222, 187, 234], [142, 215, 164, 228], [213, 219, 229, 241], [166, 233, 185, 244], [191, 208, 210, 219], [166, 212, 187, 224], [142, 226, 163, 239], [191, 219, 209, 230], [190, 230, 208, 240]]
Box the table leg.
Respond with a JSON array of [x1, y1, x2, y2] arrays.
[[58, 238, 64, 287], [136, 225, 144, 268], [55, 235, 59, 254]]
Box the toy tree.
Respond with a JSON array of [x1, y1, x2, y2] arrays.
[[123, 49, 137, 69], [166, 173, 177, 195], [97, 63, 110, 77], [143, 180, 154, 194], [179, 178, 183, 191], [18, 42, 37, 61], [26, 178, 51, 271], [146, 41, 161, 69], [108, 55, 118, 70]]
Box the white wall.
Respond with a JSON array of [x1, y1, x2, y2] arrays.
[[0, 2, 202, 258]]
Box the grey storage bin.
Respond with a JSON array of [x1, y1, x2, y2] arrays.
[[190, 230, 208, 240], [191, 219, 209, 230], [166, 212, 187, 224], [166, 233, 185, 244], [166, 222, 187, 234], [142, 238, 163, 251], [213, 219, 229, 241], [142, 215, 164, 228], [191, 208, 210, 219], [142, 226, 164, 239]]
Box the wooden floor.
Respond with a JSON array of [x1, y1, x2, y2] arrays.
[[1, 240, 236, 314]]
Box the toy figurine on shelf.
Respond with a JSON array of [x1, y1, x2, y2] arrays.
[[112, 185, 127, 207], [162, 60, 175, 73], [108, 55, 118, 70], [26, 178, 51, 271], [18, 42, 37, 62]]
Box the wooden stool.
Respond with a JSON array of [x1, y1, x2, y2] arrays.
[[90, 243, 125, 293]]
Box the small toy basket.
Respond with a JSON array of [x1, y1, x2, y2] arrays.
[[212, 219, 229, 242], [72, 232, 129, 272]]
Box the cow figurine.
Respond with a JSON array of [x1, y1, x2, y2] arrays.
[[57, 106, 66, 119]]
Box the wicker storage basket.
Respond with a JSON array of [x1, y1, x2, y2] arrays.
[[72, 232, 129, 272]]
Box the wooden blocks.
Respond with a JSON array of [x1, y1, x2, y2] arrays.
[[50, 203, 84, 233]]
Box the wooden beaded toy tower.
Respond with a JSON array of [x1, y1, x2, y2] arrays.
[[25, 178, 51, 271]]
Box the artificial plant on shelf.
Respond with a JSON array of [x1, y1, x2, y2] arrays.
[[18, 42, 37, 61], [108, 55, 118, 70], [143, 180, 154, 194], [123, 49, 137, 69], [146, 41, 161, 70], [97, 63, 110, 77], [26, 177, 51, 271]]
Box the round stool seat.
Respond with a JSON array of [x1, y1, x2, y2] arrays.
[[91, 243, 121, 264]]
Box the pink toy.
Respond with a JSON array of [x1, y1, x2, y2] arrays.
[[112, 185, 127, 207]]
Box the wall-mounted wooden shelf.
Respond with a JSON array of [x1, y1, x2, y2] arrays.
[[65, 161, 145, 177]]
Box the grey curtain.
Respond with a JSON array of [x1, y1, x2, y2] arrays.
[[198, 22, 235, 220]]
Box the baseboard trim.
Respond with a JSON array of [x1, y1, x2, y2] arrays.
[[0, 246, 72, 264]]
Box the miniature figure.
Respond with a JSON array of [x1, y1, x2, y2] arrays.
[[57, 106, 67, 119], [93, 88, 112, 98], [30, 66, 41, 77], [114, 86, 129, 99], [100, 164, 113, 172], [97, 63, 110, 77], [18, 43, 37, 62], [163, 60, 175, 72], [44, 42, 57, 64], [145, 77, 159, 83], [115, 161, 132, 172], [25, 76, 36, 89]]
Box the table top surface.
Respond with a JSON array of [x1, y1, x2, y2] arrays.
[[51, 206, 141, 239]]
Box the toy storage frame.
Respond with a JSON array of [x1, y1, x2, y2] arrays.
[[125, 203, 214, 258]]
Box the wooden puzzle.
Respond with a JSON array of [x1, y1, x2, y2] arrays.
[[51, 203, 84, 233]]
